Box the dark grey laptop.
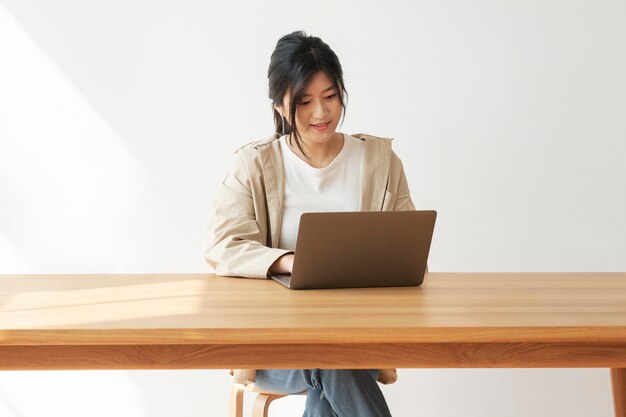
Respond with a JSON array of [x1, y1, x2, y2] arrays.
[[271, 210, 437, 290]]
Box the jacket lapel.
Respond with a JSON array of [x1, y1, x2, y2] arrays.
[[353, 133, 392, 211], [256, 133, 284, 248]]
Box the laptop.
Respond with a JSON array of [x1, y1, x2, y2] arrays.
[[271, 210, 437, 290]]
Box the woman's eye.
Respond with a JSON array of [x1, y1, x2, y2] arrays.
[[325, 94, 337, 100], [299, 101, 310, 106]]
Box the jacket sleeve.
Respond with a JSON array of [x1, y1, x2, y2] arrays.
[[392, 151, 428, 276], [390, 151, 416, 211], [204, 151, 291, 278]]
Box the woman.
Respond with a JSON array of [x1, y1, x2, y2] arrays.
[[204, 31, 414, 417]]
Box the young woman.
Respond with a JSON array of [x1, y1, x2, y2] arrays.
[[204, 31, 414, 417]]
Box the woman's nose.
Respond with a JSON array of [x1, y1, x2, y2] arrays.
[[312, 100, 327, 118]]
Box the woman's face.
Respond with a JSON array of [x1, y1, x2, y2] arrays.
[[280, 71, 343, 146]]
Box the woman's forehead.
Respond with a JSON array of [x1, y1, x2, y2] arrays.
[[282, 71, 338, 104], [302, 72, 336, 95]]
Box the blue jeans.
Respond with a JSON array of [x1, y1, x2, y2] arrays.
[[255, 369, 392, 417]]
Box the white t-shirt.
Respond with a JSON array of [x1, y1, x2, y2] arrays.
[[278, 133, 365, 250]]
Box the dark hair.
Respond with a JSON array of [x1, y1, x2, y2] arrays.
[[268, 31, 347, 157]]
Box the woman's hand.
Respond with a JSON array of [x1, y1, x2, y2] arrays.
[[268, 253, 295, 275]]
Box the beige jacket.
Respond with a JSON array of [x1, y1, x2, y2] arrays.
[[204, 132, 415, 386]]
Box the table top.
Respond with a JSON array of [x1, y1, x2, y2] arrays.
[[2, 272, 626, 346]]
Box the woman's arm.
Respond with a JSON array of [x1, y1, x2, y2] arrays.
[[391, 151, 427, 273], [204, 151, 291, 278], [388, 151, 416, 211]]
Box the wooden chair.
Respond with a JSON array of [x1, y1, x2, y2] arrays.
[[229, 383, 305, 417]]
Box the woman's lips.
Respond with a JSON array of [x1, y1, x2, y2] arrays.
[[311, 122, 330, 131]]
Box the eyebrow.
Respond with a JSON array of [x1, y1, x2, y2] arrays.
[[301, 85, 337, 97]]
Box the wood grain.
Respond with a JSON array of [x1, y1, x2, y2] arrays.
[[2, 273, 626, 345], [2, 343, 626, 370]]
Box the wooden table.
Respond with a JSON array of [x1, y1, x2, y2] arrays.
[[1, 273, 625, 415]]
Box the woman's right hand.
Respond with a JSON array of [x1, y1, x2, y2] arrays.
[[268, 253, 295, 275]]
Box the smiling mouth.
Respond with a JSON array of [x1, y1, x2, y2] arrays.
[[311, 122, 330, 129]]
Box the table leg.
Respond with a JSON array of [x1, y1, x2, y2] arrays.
[[612, 368, 626, 417]]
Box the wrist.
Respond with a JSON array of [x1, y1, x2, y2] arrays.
[[268, 253, 294, 275]]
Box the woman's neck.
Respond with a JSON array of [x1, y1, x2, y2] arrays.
[[287, 132, 344, 169]]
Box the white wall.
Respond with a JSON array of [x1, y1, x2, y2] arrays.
[[1, 0, 624, 416]]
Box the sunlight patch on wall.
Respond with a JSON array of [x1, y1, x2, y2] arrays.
[[0, 5, 145, 273]]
